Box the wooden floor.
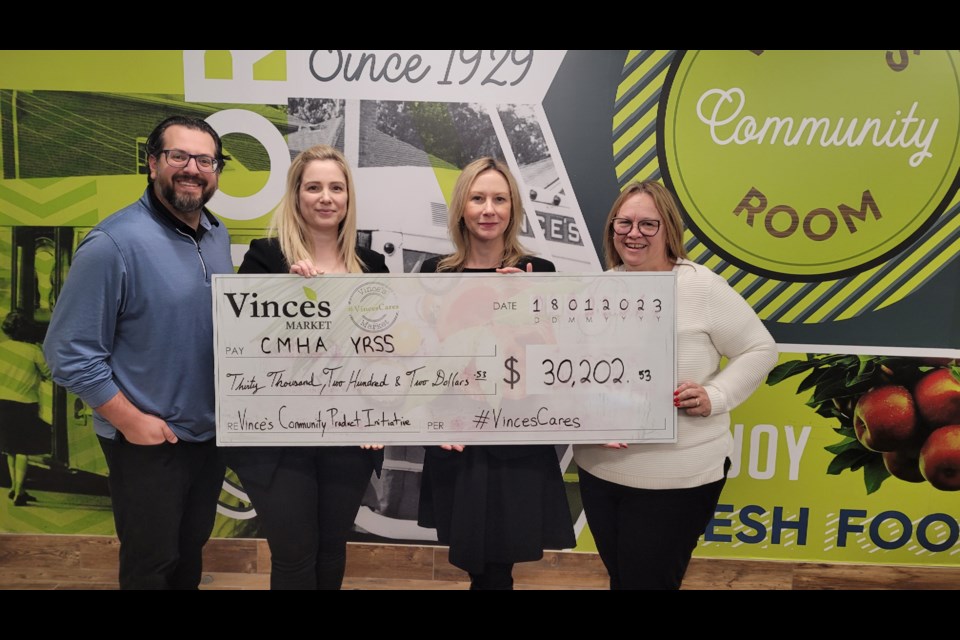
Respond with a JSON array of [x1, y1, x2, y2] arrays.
[[0, 534, 957, 589]]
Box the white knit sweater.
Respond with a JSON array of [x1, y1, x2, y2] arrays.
[[573, 260, 778, 490]]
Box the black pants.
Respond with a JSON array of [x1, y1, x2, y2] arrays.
[[98, 435, 225, 590], [468, 562, 514, 590], [578, 463, 728, 590], [238, 448, 374, 590]]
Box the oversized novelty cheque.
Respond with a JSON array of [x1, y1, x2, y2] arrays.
[[214, 272, 677, 446]]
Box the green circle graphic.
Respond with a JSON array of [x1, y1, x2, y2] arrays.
[[661, 50, 960, 281]]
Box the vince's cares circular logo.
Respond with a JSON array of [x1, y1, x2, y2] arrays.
[[660, 50, 960, 281], [347, 282, 399, 332]]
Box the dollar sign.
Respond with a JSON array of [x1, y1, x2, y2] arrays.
[[503, 356, 520, 390]]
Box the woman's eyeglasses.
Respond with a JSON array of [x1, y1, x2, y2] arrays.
[[611, 218, 660, 237]]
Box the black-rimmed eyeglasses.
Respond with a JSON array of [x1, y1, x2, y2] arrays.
[[612, 217, 660, 237], [159, 149, 219, 173]]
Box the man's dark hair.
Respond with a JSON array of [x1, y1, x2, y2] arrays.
[[144, 116, 229, 184]]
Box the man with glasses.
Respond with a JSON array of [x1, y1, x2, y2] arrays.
[[44, 116, 234, 589]]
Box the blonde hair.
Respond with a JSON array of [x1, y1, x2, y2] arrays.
[[271, 145, 365, 273], [437, 157, 528, 272], [602, 180, 688, 270]]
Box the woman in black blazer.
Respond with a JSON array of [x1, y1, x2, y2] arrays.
[[417, 157, 575, 589], [225, 145, 387, 590]]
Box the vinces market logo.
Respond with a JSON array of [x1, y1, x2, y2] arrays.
[[660, 50, 960, 281], [347, 282, 399, 332]]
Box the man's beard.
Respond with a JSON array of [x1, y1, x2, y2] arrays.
[[160, 177, 214, 214]]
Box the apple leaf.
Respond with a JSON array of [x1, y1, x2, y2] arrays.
[[811, 402, 835, 417], [846, 357, 878, 386], [834, 355, 862, 369], [808, 397, 826, 411], [765, 354, 856, 383], [950, 365, 960, 384], [796, 366, 834, 394], [826, 448, 874, 475], [811, 378, 866, 405], [824, 437, 861, 455], [766, 359, 820, 386], [813, 402, 849, 424], [303, 286, 318, 301], [863, 456, 891, 495], [835, 423, 856, 439]]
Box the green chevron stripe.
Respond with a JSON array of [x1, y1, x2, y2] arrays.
[[2, 501, 114, 534], [743, 278, 779, 308], [877, 235, 960, 309], [839, 229, 960, 320], [730, 272, 761, 297], [714, 262, 741, 282], [623, 50, 646, 67], [613, 66, 667, 141], [614, 74, 661, 126], [615, 136, 659, 182], [809, 201, 960, 322], [613, 50, 673, 184], [867, 204, 960, 308], [686, 240, 711, 264], [613, 111, 657, 162], [844, 242, 953, 319], [614, 131, 660, 184], [700, 253, 725, 273], [0, 181, 97, 216], [614, 51, 671, 123], [754, 282, 803, 317], [792, 278, 854, 324], [617, 50, 652, 97], [768, 282, 825, 322], [776, 282, 837, 323], [617, 158, 661, 187], [880, 247, 960, 309], [0, 180, 99, 225], [802, 201, 960, 321], [804, 270, 877, 323], [0, 208, 98, 227]]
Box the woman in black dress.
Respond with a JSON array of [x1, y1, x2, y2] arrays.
[[418, 157, 575, 589], [0, 311, 50, 506], [224, 145, 387, 589]]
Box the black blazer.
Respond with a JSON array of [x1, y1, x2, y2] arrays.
[[239, 237, 389, 275], [223, 238, 389, 488], [418, 254, 555, 274]]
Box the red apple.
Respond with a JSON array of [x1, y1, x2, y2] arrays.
[[920, 425, 960, 491], [914, 368, 960, 427], [853, 385, 920, 452], [882, 449, 925, 483]]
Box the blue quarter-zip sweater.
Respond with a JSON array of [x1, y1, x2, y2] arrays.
[[44, 189, 234, 442]]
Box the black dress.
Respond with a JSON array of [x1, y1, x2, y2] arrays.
[[416, 255, 576, 575]]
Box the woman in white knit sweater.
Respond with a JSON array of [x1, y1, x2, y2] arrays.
[[573, 181, 777, 589]]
